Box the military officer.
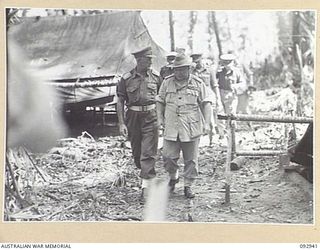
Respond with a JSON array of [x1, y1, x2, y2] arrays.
[[190, 53, 221, 145], [116, 46, 161, 201], [156, 55, 212, 198]]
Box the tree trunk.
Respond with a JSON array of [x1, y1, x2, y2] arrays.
[[187, 11, 198, 53], [292, 12, 301, 66], [292, 12, 303, 116], [211, 12, 222, 56], [169, 11, 175, 52], [207, 12, 214, 56]]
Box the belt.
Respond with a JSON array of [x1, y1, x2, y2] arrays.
[[128, 104, 156, 112]]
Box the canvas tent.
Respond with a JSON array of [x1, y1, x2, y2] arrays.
[[8, 11, 167, 107]]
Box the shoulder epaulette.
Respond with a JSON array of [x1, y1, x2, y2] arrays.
[[164, 74, 174, 80], [216, 68, 224, 73], [191, 74, 203, 83], [122, 72, 132, 80]]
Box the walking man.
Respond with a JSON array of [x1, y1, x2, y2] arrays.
[[117, 47, 161, 201], [190, 53, 221, 145], [156, 55, 212, 198], [216, 53, 246, 115]]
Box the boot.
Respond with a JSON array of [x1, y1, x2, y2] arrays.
[[184, 186, 195, 199], [140, 188, 146, 204], [134, 157, 141, 169], [168, 178, 179, 193]]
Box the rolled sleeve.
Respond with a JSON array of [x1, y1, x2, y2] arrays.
[[199, 82, 213, 104], [116, 78, 127, 100], [209, 66, 219, 89]]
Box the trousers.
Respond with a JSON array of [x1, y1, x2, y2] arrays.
[[126, 108, 158, 179], [162, 137, 200, 185], [220, 89, 238, 114]]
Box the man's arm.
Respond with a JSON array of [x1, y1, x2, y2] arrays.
[[156, 101, 165, 129], [116, 77, 128, 137], [198, 79, 213, 134], [210, 66, 222, 108], [155, 79, 167, 130], [202, 101, 212, 134], [117, 96, 128, 137], [231, 68, 247, 95]]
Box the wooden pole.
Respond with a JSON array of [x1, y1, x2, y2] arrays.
[[21, 147, 48, 182], [230, 120, 236, 160], [224, 118, 232, 205], [6, 155, 26, 207], [230, 156, 246, 170], [46, 81, 118, 88], [217, 114, 313, 123], [236, 150, 287, 156]]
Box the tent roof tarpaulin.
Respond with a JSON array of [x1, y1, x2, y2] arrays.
[[8, 11, 167, 81]]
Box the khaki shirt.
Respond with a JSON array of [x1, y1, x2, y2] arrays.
[[216, 66, 247, 95], [192, 66, 218, 104], [192, 66, 218, 89], [117, 68, 161, 106], [157, 74, 211, 142]]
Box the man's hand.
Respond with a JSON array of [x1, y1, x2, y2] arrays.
[[231, 86, 237, 94], [216, 98, 224, 112], [119, 124, 128, 137]]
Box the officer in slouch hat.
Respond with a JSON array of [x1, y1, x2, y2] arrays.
[[156, 54, 212, 198]]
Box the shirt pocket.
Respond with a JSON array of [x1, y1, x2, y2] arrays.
[[185, 89, 199, 104], [165, 91, 176, 103], [127, 83, 140, 103], [188, 112, 202, 138], [146, 82, 158, 100]]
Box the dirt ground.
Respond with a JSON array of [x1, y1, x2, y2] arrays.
[[4, 90, 313, 223], [90, 137, 313, 224], [6, 131, 312, 224]]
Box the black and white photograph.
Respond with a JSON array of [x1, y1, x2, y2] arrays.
[[5, 8, 315, 225]]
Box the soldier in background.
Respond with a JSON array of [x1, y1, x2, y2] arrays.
[[225, 50, 255, 116], [229, 52, 256, 130], [235, 60, 255, 115], [216, 53, 247, 115], [190, 53, 221, 145], [116, 47, 161, 202], [215, 53, 247, 137], [160, 51, 177, 79]]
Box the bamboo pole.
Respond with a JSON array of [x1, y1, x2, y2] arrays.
[[217, 114, 313, 123], [6, 155, 26, 207], [236, 150, 286, 156], [230, 156, 246, 170], [21, 147, 48, 182], [230, 120, 236, 160], [46, 81, 118, 88], [224, 118, 232, 205]]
